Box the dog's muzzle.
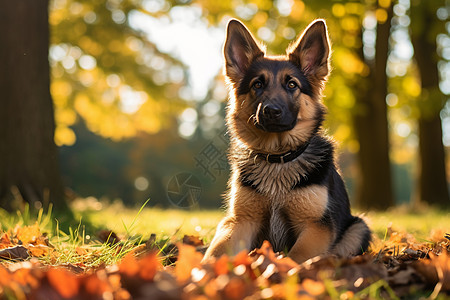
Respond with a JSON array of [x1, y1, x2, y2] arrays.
[[255, 102, 297, 132]]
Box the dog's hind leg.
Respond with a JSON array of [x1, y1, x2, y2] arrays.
[[331, 216, 371, 257], [288, 222, 334, 264]]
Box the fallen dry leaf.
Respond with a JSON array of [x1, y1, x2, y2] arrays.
[[0, 245, 30, 260], [213, 255, 230, 276], [175, 243, 203, 283], [414, 251, 450, 292], [0, 230, 448, 299], [97, 230, 120, 245], [47, 268, 80, 298], [0, 233, 13, 249], [182, 235, 204, 247], [14, 223, 41, 245], [28, 245, 50, 257]]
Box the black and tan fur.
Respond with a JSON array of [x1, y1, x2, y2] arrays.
[[203, 19, 371, 264]]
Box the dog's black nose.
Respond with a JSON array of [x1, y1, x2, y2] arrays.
[[263, 104, 282, 119]]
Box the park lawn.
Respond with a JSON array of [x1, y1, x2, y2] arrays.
[[75, 199, 449, 243], [0, 200, 448, 299], [2, 198, 449, 243]]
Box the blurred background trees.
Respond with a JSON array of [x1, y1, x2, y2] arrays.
[[0, 0, 67, 212], [410, 0, 449, 207], [1, 0, 449, 211]]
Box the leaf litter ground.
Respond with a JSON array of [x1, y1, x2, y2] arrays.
[[0, 222, 449, 299]]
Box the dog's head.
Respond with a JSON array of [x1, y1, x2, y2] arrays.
[[224, 19, 330, 152]]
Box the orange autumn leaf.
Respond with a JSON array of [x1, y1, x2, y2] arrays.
[[0, 265, 10, 286], [302, 278, 326, 296], [75, 246, 88, 256], [203, 278, 219, 298], [136, 252, 161, 281], [15, 223, 41, 245], [223, 277, 249, 300], [13, 268, 40, 289], [28, 245, 50, 257], [83, 272, 111, 296], [175, 243, 202, 283], [119, 252, 140, 277], [182, 235, 204, 247], [108, 273, 122, 291], [233, 250, 252, 267], [256, 240, 298, 273], [47, 268, 80, 298], [414, 252, 450, 292], [214, 255, 230, 276], [434, 252, 450, 291], [0, 233, 13, 249]]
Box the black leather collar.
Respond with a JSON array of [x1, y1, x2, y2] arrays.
[[253, 142, 310, 164]]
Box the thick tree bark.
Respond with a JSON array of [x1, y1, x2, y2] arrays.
[[410, 0, 449, 207], [0, 0, 67, 211], [353, 4, 394, 210]]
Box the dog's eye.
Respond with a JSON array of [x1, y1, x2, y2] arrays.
[[252, 81, 263, 90], [287, 80, 298, 90]]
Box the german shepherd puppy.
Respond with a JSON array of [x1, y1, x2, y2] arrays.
[[203, 19, 371, 264]]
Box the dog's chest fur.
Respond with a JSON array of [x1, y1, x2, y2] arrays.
[[265, 204, 296, 253], [230, 135, 335, 252], [234, 135, 334, 196]]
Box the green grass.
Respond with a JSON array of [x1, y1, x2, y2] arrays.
[[0, 199, 448, 299], [365, 206, 449, 240], [0, 199, 448, 269], [73, 198, 449, 243], [73, 199, 224, 242], [2, 198, 448, 244]]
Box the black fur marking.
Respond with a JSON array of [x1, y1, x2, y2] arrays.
[[251, 207, 297, 253], [326, 169, 371, 254], [291, 138, 333, 189], [331, 216, 371, 255], [251, 210, 270, 250], [237, 59, 312, 97], [237, 135, 334, 191], [352, 217, 372, 255], [325, 168, 355, 247], [319, 209, 334, 229]]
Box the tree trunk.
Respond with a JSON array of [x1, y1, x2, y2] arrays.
[[0, 0, 67, 212], [410, 0, 449, 207], [353, 3, 394, 210]]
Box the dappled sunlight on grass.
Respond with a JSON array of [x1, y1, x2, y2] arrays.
[[72, 199, 224, 242], [70, 198, 449, 244], [364, 206, 450, 240]]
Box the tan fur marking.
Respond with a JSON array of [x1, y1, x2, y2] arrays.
[[285, 185, 328, 219], [203, 182, 269, 261], [298, 94, 317, 120], [288, 223, 332, 263], [203, 215, 260, 259]]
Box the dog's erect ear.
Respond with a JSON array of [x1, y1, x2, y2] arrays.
[[288, 19, 330, 81], [224, 19, 264, 83]]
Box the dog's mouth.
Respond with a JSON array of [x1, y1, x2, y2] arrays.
[[254, 120, 297, 132], [253, 102, 298, 132]]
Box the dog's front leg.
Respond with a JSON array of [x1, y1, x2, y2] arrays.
[[202, 215, 260, 262], [288, 222, 333, 264], [203, 181, 267, 262]]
